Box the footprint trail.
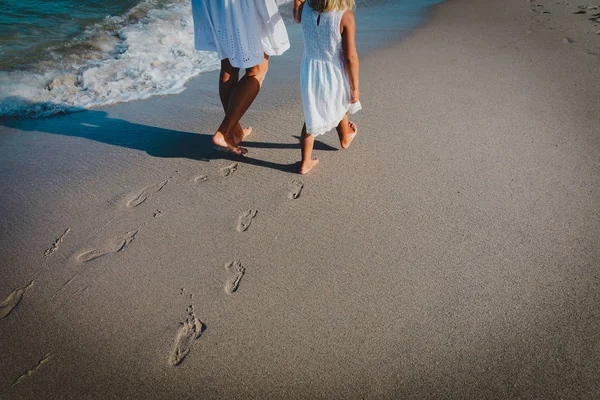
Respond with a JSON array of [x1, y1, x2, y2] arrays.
[[0, 281, 34, 320], [76, 229, 139, 263], [168, 305, 205, 366], [224, 260, 245, 294], [237, 210, 258, 232]]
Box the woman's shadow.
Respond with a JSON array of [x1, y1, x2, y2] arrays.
[[1, 105, 337, 173]]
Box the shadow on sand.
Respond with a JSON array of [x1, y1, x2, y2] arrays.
[[0, 108, 338, 173]]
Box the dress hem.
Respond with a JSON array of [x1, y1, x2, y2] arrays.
[[306, 101, 362, 137], [194, 41, 290, 69]]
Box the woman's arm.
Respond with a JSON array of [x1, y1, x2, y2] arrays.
[[293, 0, 305, 23], [341, 11, 359, 103]]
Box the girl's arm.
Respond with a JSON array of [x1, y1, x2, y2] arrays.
[[341, 11, 359, 103], [293, 0, 305, 23]]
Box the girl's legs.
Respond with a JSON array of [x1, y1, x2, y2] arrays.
[[336, 113, 358, 149], [212, 55, 270, 155], [300, 124, 319, 174]]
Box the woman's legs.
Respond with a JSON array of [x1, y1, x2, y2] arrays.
[[212, 55, 270, 155], [213, 59, 252, 148], [300, 124, 319, 174], [336, 113, 358, 149]]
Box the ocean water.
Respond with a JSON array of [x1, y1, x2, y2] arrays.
[[0, 0, 443, 118]]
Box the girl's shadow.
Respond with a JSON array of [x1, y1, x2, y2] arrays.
[[1, 107, 337, 173]]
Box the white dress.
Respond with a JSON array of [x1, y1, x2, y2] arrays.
[[300, 4, 361, 136], [192, 0, 290, 69]]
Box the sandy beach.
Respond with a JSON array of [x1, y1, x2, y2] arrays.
[[1, 0, 599, 398]]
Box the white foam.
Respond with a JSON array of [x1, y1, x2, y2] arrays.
[[1, 0, 293, 118]]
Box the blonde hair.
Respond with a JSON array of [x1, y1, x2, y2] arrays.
[[308, 0, 356, 13]]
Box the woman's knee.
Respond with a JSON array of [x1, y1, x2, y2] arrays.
[[246, 55, 269, 85], [220, 59, 239, 83]]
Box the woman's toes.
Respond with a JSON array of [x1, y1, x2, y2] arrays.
[[232, 146, 248, 156]]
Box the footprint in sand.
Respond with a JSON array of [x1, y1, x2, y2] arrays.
[[168, 305, 205, 366], [76, 229, 139, 263], [236, 210, 258, 232], [126, 179, 168, 208], [44, 228, 71, 257], [221, 162, 239, 177], [0, 281, 34, 320], [192, 175, 208, 184], [224, 260, 245, 294], [179, 288, 194, 300], [288, 180, 304, 199]]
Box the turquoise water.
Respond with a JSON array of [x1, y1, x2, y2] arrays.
[[0, 0, 445, 118], [0, 0, 141, 70]]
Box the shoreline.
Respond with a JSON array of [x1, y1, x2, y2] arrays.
[[1, 0, 599, 398]]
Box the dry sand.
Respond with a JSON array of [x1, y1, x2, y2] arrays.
[[1, 0, 599, 398]]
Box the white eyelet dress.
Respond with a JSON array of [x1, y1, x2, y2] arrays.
[[300, 4, 361, 136], [191, 0, 290, 69]]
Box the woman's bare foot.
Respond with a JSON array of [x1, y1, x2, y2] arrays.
[[213, 131, 248, 155], [299, 158, 319, 175], [228, 125, 253, 146], [213, 131, 227, 148], [216, 125, 252, 147], [340, 121, 358, 149]]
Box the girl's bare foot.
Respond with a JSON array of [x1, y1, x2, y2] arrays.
[[340, 121, 358, 149], [212, 131, 248, 155], [299, 158, 319, 174]]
